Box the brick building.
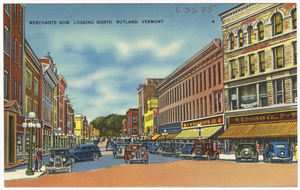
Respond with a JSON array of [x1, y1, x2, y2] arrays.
[[125, 108, 139, 139], [218, 3, 297, 153], [157, 39, 225, 142]]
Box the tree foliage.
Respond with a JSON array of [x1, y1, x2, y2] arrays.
[[91, 114, 125, 137]]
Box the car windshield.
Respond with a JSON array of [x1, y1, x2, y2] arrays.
[[185, 144, 193, 148], [239, 144, 254, 149], [195, 144, 202, 148], [127, 146, 140, 150], [54, 150, 67, 156], [275, 144, 286, 148]]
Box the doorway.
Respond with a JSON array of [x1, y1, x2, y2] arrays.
[[9, 116, 15, 164]]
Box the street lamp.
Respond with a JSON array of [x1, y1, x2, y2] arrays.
[[22, 112, 41, 175], [162, 129, 168, 141], [67, 130, 73, 149], [195, 124, 203, 142]]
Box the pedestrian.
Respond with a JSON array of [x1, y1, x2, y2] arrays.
[[37, 148, 43, 172], [217, 142, 221, 154], [33, 148, 38, 172], [213, 141, 216, 151], [256, 141, 260, 155], [226, 140, 230, 155]]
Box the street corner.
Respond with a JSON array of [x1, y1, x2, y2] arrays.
[[4, 166, 46, 182]]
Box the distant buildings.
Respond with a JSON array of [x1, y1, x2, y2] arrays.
[[74, 114, 88, 144], [125, 108, 139, 139], [144, 98, 158, 134]]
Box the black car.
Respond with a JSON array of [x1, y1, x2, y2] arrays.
[[45, 148, 73, 174], [113, 142, 126, 158], [69, 144, 102, 162]]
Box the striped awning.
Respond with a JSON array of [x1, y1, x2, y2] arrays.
[[149, 134, 161, 141], [157, 133, 178, 140], [174, 126, 223, 140], [218, 121, 297, 139]]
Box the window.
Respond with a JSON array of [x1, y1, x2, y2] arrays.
[[19, 10, 22, 30], [200, 98, 203, 117], [18, 82, 21, 104], [183, 82, 185, 99], [238, 30, 243, 47], [133, 116, 137, 123], [293, 42, 297, 65], [4, 26, 10, 56], [229, 88, 237, 110], [4, 71, 8, 100], [14, 4, 16, 24], [14, 38, 17, 62], [196, 75, 198, 93], [203, 71, 206, 90], [292, 9, 297, 30], [258, 51, 265, 72], [230, 60, 236, 79], [26, 69, 32, 89], [34, 79, 39, 95], [34, 101, 38, 116], [218, 62, 221, 84], [208, 68, 211, 88], [26, 96, 32, 114], [229, 33, 234, 50], [248, 26, 254, 44], [214, 93, 218, 113], [19, 45, 22, 66], [272, 13, 283, 36], [133, 126, 137, 133], [273, 46, 284, 69], [127, 116, 130, 124], [4, 4, 11, 15], [192, 77, 195, 95], [259, 82, 268, 107], [239, 84, 257, 109], [188, 79, 191, 97], [257, 22, 264, 41], [292, 76, 297, 103], [274, 79, 285, 104], [249, 54, 255, 75], [200, 73, 202, 92], [218, 93, 222, 111], [14, 79, 17, 100], [239, 57, 245, 77], [209, 94, 212, 115], [204, 96, 207, 117]]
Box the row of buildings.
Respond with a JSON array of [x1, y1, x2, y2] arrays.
[[3, 4, 94, 169], [123, 3, 297, 153]]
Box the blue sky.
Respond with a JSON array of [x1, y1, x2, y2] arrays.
[[24, 3, 238, 122]]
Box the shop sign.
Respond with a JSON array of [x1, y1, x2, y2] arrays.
[[229, 110, 297, 125], [182, 115, 223, 129]]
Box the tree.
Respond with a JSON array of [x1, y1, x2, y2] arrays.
[[91, 114, 125, 137]]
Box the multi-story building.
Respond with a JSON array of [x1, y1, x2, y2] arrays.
[[57, 74, 68, 146], [4, 4, 25, 169], [218, 3, 297, 153], [157, 39, 225, 143], [144, 98, 158, 134], [39, 53, 58, 154], [53, 85, 58, 148], [65, 97, 75, 148], [137, 78, 163, 135], [22, 40, 42, 161], [125, 109, 139, 139], [74, 114, 88, 144]]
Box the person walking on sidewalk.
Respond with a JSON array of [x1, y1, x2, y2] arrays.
[[256, 141, 260, 155], [37, 148, 43, 172], [33, 148, 38, 172]]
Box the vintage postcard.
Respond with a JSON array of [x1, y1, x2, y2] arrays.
[[2, 1, 298, 189]]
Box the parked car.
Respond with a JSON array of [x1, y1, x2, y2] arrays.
[[106, 141, 115, 151], [69, 144, 102, 162], [141, 141, 149, 149], [162, 142, 176, 156], [124, 143, 148, 164], [235, 143, 258, 163], [179, 143, 194, 158], [148, 142, 161, 153], [146, 142, 156, 150], [113, 142, 126, 159], [191, 141, 219, 160], [45, 148, 72, 174], [92, 138, 100, 145], [101, 137, 106, 143], [174, 142, 186, 157], [263, 141, 293, 163]]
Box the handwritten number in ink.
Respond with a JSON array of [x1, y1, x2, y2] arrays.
[[184, 7, 190, 14], [176, 6, 180, 13], [191, 8, 198, 14]]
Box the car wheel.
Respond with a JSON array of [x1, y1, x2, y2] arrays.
[[93, 153, 99, 161], [207, 154, 211, 160]]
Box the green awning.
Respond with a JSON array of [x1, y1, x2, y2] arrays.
[[174, 126, 223, 140]]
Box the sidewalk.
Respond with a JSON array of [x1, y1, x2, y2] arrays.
[[4, 166, 46, 181]]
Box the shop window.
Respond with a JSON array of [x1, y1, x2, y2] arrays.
[[258, 51, 265, 72], [247, 26, 254, 44], [17, 133, 23, 154], [274, 79, 285, 104], [238, 30, 243, 47], [292, 77, 297, 103], [272, 13, 283, 36], [229, 88, 237, 110], [229, 33, 234, 50], [259, 82, 268, 107], [292, 9, 297, 30], [257, 22, 264, 41], [293, 42, 297, 65], [239, 57, 245, 77], [239, 84, 257, 109], [249, 54, 255, 75], [230, 60, 236, 79], [273, 46, 284, 69]]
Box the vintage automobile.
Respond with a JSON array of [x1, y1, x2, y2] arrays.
[[179, 143, 194, 158], [148, 142, 162, 153], [263, 141, 293, 163], [113, 142, 126, 159], [191, 141, 219, 160], [235, 143, 258, 163], [174, 142, 186, 157], [161, 142, 176, 156], [146, 142, 156, 150], [45, 148, 73, 174], [106, 140, 115, 151], [69, 144, 102, 162], [124, 143, 148, 164], [141, 141, 150, 149]]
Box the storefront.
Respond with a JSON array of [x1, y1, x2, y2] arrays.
[[218, 110, 297, 154], [43, 125, 53, 155]]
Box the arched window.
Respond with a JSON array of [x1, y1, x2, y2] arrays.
[[248, 26, 254, 44], [291, 9, 297, 30], [272, 13, 283, 36], [229, 33, 234, 50], [238, 30, 243, 47], [257, 22, 264, 41]]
